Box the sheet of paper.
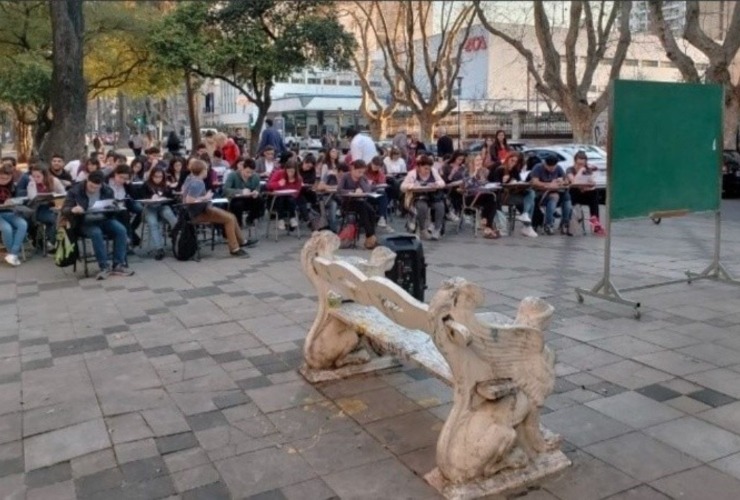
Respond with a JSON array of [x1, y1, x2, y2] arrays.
[[91, 199, 114, 210]]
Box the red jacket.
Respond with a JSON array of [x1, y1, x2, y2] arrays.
[[222, 139, 240, 166], [267, 169, 303, 198], [365, 169, 386, 185]]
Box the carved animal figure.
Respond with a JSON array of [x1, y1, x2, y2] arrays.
[[428, 278, 558, 484]]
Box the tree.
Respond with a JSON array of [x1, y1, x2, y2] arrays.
[[353, 1, 475, 143], [152, 0, 356, 154], [338, 3, 399, 140], [41, 0, 86, 161], [475, 1, 633, 143], [649, 0, 740, 148]]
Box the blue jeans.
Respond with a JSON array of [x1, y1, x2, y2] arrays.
[[324, 198, 338, 232], [542, 192, 572, 227], [36, 205, 57, 242], [0, 212, 28, 254], [369, 193, 389, 218], [82, 218, 128, 270], [144, 205, 177, 250]]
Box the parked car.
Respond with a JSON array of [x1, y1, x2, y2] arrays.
[[465, 140, 526, 155], [722, 149, 740, 197], [299, 137, 322, 149]]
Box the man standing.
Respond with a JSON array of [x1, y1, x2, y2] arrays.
[[347, 128, 376, 164], [233, 128, 248, 156], [257, 119, 286, 156], [129, 131, 144, 157], [436, 127, 454, 158]]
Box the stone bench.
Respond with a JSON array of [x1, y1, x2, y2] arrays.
[[299, 231, 571, 499]]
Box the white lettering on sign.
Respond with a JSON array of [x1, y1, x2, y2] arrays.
[[464, 36, 487, 53]]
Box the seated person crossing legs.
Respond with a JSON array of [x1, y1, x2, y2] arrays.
[[401, 154, 446, 240]]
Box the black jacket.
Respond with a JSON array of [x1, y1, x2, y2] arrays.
[[62, 181, 115, 216]]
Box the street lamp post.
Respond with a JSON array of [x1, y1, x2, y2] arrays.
[[456, 76, 463, 147]]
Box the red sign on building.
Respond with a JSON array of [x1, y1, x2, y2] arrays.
[[464, 36, 487, 53]]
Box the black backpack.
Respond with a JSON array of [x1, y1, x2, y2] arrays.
[[171, 211, 198, 261]]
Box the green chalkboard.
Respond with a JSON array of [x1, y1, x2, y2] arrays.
[[609, 80, 723, 221]]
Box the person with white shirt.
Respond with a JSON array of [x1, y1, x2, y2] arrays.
[[255, 146, 278, 179], [383, 147, 407, 207], [347, 128, 377, 164]]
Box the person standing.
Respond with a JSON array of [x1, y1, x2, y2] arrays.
[[436, 127, 454, 158], [347, 128, 376, 164], [130, 131, 144, 157], [257, 119, 286, 156]]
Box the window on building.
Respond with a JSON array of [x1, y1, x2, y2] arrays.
[[291, 77, 305, 84], [323, 78, 337, 85], [600, 57, 613, 65], [642, 59, 659, 67], [339, 80, 352, 86], [307, 77, 321, 85], [276, 77, 289, 83], [369, 80, 382, 88], [354, 80, 362, 86], [625, 59, 639, 67], [659, 60, 676, 68]]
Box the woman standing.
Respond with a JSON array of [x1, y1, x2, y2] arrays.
[[491, 130, 509, 166]]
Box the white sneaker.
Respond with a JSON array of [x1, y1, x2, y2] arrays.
[[377, 217, 387, 228], [520, 226, 538, 238], [4, 254, 20, 267], [430, 229, 441, 240], [445, 212, 460, 222], [289, 217, 298, 229], [420, 229, 431, 240], [407, 221, 416, 233], [516, 212, 531, 223], [278, 220, 286, 231]]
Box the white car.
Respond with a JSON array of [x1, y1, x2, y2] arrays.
[[523, 145, 607, 185]]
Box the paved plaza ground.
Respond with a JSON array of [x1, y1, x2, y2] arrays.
[[3, 200, 740, 499]]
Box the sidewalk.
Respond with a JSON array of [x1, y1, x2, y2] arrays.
[[2, 204, 740, 499]]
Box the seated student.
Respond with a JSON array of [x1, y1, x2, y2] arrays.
[[365, 156, 390, 228], [317, 156, 340, 233], [75, 158, 102, 183], [142, 167, 178, 260], [338, 160, 377, 249], [108, 164, 144, 247], [145, 147, 167, 173], [266, 158, 306, 231], [490, 152, 537, 238], [223, 158, 264, 230], [401, 154, 446, 240], [530, 155, 572, 236], [462, 155, 499, 239], [299, 154, 319, 210], [130, 158, 146, 182], [2, 157, 28, 197], [167, 157, 186, 190], [440, 150, 467, 221], [27, 164, 66, 251], [181, 159, 250, 257], [255, 146, 278, 179], [566, 150, 604, 235], [62, 170, 133, 279], [49, 153, 73, 189], [383, 147, 406, 206], [0, 164, 27, 267]]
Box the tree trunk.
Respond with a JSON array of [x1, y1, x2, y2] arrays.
[[723, 91, 739, 150], [116, 91, 128, 148], [40, 0, 86, 162], [13, 119, 32, 163], [250, 103, 268, 156], [367, 114, 389, 141], [563, 106, 596, 143], [418, 114, 435, 145], [185, 70, 201, 149]]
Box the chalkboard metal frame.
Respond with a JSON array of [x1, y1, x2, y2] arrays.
[[575, 80, 737, 319]]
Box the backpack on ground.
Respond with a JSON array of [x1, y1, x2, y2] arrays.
[[338, 222, 358, 249], [171, 211, 198, 261], [307, 208, 327, 232], [54, 226, 78, 268]]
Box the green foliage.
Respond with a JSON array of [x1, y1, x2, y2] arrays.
[[0, 57, 51, 113]]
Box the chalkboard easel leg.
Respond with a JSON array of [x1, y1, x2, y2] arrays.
[[575, 279, 641, 319]]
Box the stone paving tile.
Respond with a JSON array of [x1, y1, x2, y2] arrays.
[[541, 405, 632, 447], [24, 418, 111, 471], [585, 391, 684, 429], [644, 416, 740, 462], [322, 457, 440, 499], [650, 465, 740, 500]]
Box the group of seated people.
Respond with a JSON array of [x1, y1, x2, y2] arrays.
[[0, 134, 605, 276]]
